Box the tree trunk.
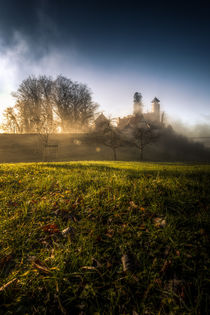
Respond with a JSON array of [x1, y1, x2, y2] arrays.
[[113, 148, 117, 161], [139, 147, 143, 161], [61, 120, 69, 132]]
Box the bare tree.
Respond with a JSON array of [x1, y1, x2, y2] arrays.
[[2, 107, 20, 133], [128, 122, 160, 160], [53, 75, 98, 132], [12, 75, 54, 133], [88, 118, 125, 160], [38, 75, 54, 131], [6, 75, 98, 134]]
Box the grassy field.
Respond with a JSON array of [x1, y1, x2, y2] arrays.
[[0, 161, 210, 314]]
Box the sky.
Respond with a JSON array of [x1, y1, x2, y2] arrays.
[[0, 0, 210, 126]]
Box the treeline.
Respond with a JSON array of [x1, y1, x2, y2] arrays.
[[2, 75, 98, 133]]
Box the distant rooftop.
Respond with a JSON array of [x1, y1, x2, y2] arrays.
[[151, 97, 160, 103]]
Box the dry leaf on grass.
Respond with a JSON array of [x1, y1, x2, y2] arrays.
[[0, 278, 17, 292], [164, 246, 171, 257], [42, 223, 59, 234], [106, 229, 114, 238], [121, 253, 136, 272], [129, 201, 138, 208], [61, 226, 76, 240], [81, 265, 103, 278], [106, 261, 112, 268], [92, 257, 103, 268], [61, 227, 71, 236], [153, 217, 166, 227], [81, 266, 97, 270], [33, 260, 51, 274], [160, 260, 172, 273], [139, 224, 146, 230]]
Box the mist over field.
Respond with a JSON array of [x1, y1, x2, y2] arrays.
[[171, 119, 210, 139]]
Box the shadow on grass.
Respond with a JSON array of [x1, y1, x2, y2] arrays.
[[38, 162, 209, 180]]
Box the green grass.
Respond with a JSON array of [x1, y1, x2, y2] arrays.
[[0, 161, 210, 314]]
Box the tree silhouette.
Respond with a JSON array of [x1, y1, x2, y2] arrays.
[[2, 107, 20, 133], [129, 122, 160, 160], [12, 75, 54, 133], [88, 118, 125, 160], [9, 75, 98, 133], [53, 75, 98, 132]]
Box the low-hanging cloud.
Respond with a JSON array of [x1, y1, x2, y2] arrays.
[[0, 31, 141, 120], [0, 31, 90, 113], [169, 116, 210, 137]]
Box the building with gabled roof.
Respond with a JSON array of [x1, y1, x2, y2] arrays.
[[117, 94, 161, 131], [94, 94, 162, 132]]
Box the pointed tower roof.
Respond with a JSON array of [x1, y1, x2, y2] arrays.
[[151, 97, 160, 103]]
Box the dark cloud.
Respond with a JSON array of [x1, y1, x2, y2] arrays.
[[0, 0, 58, 58], [1, 0, 210, 62]]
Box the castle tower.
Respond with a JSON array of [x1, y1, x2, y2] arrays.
[[133, 92, 143, 115], [151, 97, 160, 122]]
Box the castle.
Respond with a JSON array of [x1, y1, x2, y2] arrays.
[[95, 93, 162, 130], [118, 93, 162, 130]]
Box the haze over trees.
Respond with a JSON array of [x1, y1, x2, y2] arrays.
[[53, 76, 98, 132], [3, 107, 20, 133], [127, 122, 161, 161], [1, 77, 210, 162], [88, 116, 126, 160], [2, 75, 98, 133], [12, 76, 54, 134]]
